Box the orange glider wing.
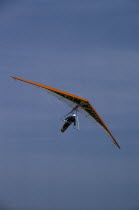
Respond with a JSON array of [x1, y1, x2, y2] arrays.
[[10, 76, 120, 149]]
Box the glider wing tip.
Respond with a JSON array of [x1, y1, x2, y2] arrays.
[[10, 76, 17, 80]]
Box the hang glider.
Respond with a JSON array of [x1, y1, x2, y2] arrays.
[[10, 76, 120, 149]]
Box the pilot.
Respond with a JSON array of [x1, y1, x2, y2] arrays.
[[64, 113, 76, 128]]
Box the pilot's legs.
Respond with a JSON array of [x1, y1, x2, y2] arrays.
[[61, 121, 72, 132]]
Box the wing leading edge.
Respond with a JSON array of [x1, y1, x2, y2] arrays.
[[10, 76, 120, 149]]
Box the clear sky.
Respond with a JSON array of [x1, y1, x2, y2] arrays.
[[1, 0, 139, 209]]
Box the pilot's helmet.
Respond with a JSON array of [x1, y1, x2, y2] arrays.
[[72, 113, 76, 117]]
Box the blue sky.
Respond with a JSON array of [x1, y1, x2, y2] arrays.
[[1, 0, 139, 209]]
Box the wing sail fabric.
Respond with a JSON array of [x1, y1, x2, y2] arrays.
[[10, 76, 120, 149]]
